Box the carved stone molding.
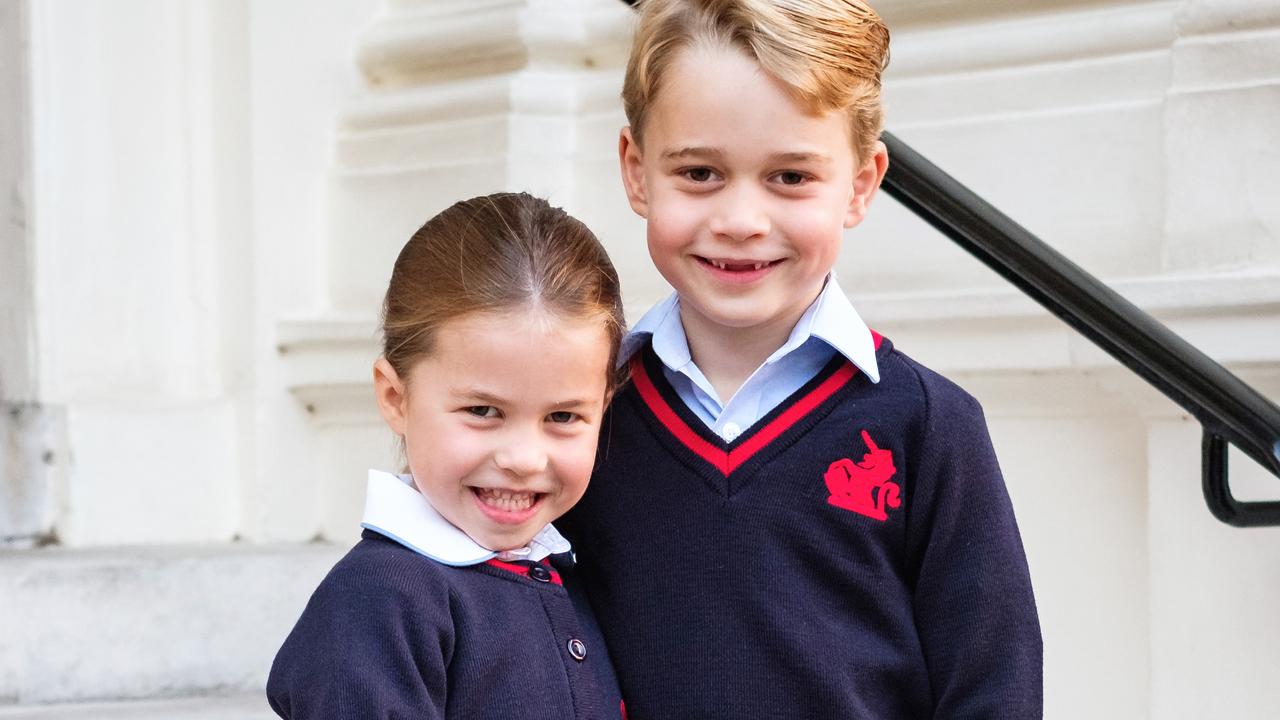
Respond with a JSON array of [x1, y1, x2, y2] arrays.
[[887, 1, 1177, 80]]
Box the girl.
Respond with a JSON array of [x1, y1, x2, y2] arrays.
[[267, 193, 627, 719]]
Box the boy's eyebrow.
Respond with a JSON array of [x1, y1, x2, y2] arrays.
[[767, 151, 833, 165], [661, 147, 833, 165], [661, 146, 724, 161]]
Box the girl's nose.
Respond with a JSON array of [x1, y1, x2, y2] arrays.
[[708, 184, 770, 242], [493, 429, 549, 477]]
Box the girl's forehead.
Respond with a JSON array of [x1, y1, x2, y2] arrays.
[[418, 309, 611, 378]]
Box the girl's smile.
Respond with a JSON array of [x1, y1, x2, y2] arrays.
[[374, 308, 612, 551]]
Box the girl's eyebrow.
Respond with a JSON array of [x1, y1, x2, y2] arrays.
[[549, 398, 595, 411], [453, 390, 595, 410], [453, 389, 506, 404]]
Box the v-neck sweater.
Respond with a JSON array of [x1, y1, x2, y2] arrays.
[[560, 335, 1042, 719]]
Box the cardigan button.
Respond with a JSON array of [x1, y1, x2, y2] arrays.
[[567, 638, 587, 661], [527, 564, 553, 583]]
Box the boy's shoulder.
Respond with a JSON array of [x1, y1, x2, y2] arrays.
[[866, 335, 987, 424]]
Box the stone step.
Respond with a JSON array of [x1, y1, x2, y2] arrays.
[[0, 694, 273, 719], [0, 542, 346, 706]]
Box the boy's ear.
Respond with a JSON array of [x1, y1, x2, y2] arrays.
[[844, 140, 890, 229], [373, 357, 409, 436], [618, 127, 650, 218]]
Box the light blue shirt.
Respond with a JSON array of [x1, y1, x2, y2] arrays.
[[620, 276, 881, 442]]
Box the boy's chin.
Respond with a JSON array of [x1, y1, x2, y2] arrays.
[[682, 295, 809, 334]]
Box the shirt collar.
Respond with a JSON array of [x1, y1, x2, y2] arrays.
[[795, 275, 880, 383], [360, 469, 571, 567], [620, 274, 880, 383], [620, 292, 686, 369]]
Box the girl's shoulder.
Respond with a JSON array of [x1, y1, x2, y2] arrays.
[[321, 530, 454, 597]]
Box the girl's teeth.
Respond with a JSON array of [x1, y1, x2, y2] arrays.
[[476, 488, 536, 511]]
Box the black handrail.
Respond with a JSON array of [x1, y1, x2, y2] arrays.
[[880, 132, 1280, 527]]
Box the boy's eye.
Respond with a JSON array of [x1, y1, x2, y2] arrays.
[[547, 411, 579, 424], [774, 171, 809, 185], [680, 167, 717, 183], [465, 406, 499, 419]]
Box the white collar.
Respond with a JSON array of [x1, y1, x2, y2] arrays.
[[360, 469, 571, 567], [621, 274, 880, 383]]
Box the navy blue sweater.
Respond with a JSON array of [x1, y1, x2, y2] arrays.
[[267, 529, 625, 719], [561, 336, 1042, 719]]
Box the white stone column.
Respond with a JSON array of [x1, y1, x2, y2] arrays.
[[1165, 0, 1280, 271], [1146, 2, 1280, 716], [24, 0, 252, 546], [0, 0, 61, 549]]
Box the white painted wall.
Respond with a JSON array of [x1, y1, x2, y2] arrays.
[[2, 0, 1277, 715]]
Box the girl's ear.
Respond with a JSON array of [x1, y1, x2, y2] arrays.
[[844, 140, 889, 229], [373, 357, 409, 436], [618, 127, 650, 218]]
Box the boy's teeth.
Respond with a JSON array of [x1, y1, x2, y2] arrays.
[[475, 487, 537, 512], [710, 259, 768, 271]]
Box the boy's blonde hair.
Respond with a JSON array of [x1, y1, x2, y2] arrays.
[[623, 0, 890, 162]]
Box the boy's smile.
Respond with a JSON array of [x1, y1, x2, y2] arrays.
[[620, 44, 886, 347]]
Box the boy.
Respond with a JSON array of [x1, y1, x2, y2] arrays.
[[560, 1, 1042, 718]]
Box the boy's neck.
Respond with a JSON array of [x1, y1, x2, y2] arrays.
[[678, 301, 811, 405]]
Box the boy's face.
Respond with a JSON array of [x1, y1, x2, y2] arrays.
[[620, 45, 887, 338], [373, 310, 611, 551]]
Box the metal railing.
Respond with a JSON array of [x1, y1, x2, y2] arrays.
[[880, 133, 1280, 527]]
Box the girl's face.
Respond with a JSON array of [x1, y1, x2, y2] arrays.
[[374, 308, 612, 551]]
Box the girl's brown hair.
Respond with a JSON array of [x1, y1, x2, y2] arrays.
[[381, 192, 626, 393]]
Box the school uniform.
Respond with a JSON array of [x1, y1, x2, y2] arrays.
[[268, 470, 626, 720], [561, 277, 1042, 719]]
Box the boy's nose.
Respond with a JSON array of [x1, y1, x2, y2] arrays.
[[708, 185, 770, 242]]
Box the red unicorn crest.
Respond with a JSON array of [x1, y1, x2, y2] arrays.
[[824, 430, 900, 521]]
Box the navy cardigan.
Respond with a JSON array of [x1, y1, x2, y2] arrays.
[[268, 530, 625, 719]]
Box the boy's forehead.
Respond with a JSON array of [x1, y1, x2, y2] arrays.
[[642, 46, 855, 161]]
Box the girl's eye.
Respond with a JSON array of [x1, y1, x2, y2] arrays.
[[775, 171, 809, 186], [466, 406, 499, 418], [547, 411, 579, 424]]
